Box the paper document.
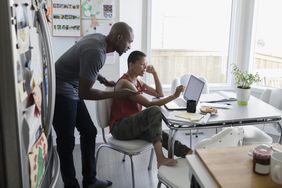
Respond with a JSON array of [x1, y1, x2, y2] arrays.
[[199, 113, 211, 124], [174, 112, 204, 122], [200, 93, 225, 102], [218, 91, 236, 99], [200, 102, 232, 109], [200, 92, 236, 103]]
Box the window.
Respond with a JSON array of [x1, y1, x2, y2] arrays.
[[149, 0, 233, 85], [252, 0, 282, 88]]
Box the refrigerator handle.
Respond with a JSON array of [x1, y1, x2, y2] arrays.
[[38, 9, 56, 136], [50, 149, 60, 188]]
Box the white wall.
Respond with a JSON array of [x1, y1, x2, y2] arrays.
[[51, 0, 145, 143], [51, 0, 265, 144]]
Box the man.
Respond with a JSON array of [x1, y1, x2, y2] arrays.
[[109, 51, 192, 169], [53, 22, 137, 188]]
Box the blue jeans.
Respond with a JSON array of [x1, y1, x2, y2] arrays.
[[53, 95, 97, 187]]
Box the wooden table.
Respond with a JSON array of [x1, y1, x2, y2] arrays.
[[186, 144, 282, 188]]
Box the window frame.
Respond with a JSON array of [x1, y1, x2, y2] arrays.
[[144, 0, 266, 93]]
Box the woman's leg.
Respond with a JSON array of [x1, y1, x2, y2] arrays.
[[162, 130, 193, 158], [111, 106, 177, 168]]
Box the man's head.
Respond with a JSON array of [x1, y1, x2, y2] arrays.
[[107, 22, 134, 56], [127, 51, 147, 76]]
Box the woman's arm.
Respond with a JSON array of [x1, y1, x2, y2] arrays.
[[117, 80, 184, 107], [142, 65, 164, 97]]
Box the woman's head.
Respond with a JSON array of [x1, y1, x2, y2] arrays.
[[127, 51, 147, 76]]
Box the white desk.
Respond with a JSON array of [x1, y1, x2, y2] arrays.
[[162, 93, 282, 155]]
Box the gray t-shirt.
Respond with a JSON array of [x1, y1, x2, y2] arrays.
[[55, 33, 107, 100]]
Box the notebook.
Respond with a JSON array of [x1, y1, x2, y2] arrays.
[[165, 75, 205, 110]]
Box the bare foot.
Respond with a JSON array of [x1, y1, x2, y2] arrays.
[[157, 158, 177, 168]]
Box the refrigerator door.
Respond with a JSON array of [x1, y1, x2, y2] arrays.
[[0, 0, 59, 187], [0, 0, 27, 187]]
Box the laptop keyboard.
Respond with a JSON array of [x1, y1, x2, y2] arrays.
[[174, 98, 186, 107]]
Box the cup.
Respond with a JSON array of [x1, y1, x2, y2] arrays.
[[186, 100, 196, 113], [271, 152, 282, 185]]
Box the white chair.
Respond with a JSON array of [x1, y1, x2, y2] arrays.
[[262, 88, 282, 137], [157, 127, 244, 188], [194, 127, 244, 149], [95, 89, 154, 188], [241, 88, 282, 145]]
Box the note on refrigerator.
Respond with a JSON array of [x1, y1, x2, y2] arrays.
[[23, 104, 42, 152], [18, 81, 28, 102]]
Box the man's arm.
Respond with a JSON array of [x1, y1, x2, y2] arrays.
[[79, 77, 138, 100]]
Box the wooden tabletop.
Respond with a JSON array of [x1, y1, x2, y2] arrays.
[[195, 144, 282, 188]]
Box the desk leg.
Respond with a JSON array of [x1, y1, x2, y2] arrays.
[[278, 122, 282, 144], [168, 129, 177, 158], [191, 175, 201, 188], [190, 129, 192, 148]]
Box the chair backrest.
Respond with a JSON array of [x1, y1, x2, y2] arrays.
[[198, 77, 209, 94], [195, 127, 244, 149], [95, 88, 113, 128], [259, 88, 272, 103], [268, 88, 282, 110], [171, 74, 209, 94]]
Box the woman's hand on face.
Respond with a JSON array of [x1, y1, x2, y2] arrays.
[[145, 65, 156, 74], [173, 85, 185, 98]]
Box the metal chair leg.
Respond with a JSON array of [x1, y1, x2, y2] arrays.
[[147, 148, 154, 170], [195, 129, 199, 138], [157, 181, 162, 188], [129, 155, 135, 188], [122, 154, 126, 162], [95, 145, 104, 165]]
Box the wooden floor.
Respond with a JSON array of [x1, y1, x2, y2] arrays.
[[55, 125, 280, 188]]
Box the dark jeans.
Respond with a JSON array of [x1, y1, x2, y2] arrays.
[[53, 95, 97, 187]]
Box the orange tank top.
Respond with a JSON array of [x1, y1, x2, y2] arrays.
[[109, 74, 145, 131]]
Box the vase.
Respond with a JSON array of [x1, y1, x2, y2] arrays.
[[236, 87, 251, 105]]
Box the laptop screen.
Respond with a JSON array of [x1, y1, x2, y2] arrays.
[[183, 75, 205, 104]]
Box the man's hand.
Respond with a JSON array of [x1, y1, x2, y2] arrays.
[[98, 74, 116, 87], [103, 80, 116, 87], [173, 85, 185, 98], [115, 88, 140, 98]]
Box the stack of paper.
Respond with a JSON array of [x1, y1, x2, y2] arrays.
[[174, 112, 204, 122]]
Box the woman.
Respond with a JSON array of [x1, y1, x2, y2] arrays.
[[109, 50, 192, 168]]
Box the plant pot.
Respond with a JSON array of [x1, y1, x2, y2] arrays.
[[236, 87, 251, 106]]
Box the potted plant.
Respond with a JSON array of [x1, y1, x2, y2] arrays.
[[232, 64, 261, 105]]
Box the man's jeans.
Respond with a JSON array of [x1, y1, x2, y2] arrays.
[[53, 95, 97, 187]]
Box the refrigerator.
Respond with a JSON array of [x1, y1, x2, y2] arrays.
[[0, 0, 60, 187]]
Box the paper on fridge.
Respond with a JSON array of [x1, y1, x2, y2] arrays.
[[23, 104, 42, 152]]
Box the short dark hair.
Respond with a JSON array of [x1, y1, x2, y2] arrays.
[[127, 51, 146, 67]]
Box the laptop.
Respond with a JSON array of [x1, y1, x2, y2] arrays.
[[164, 75, 205, 110]]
